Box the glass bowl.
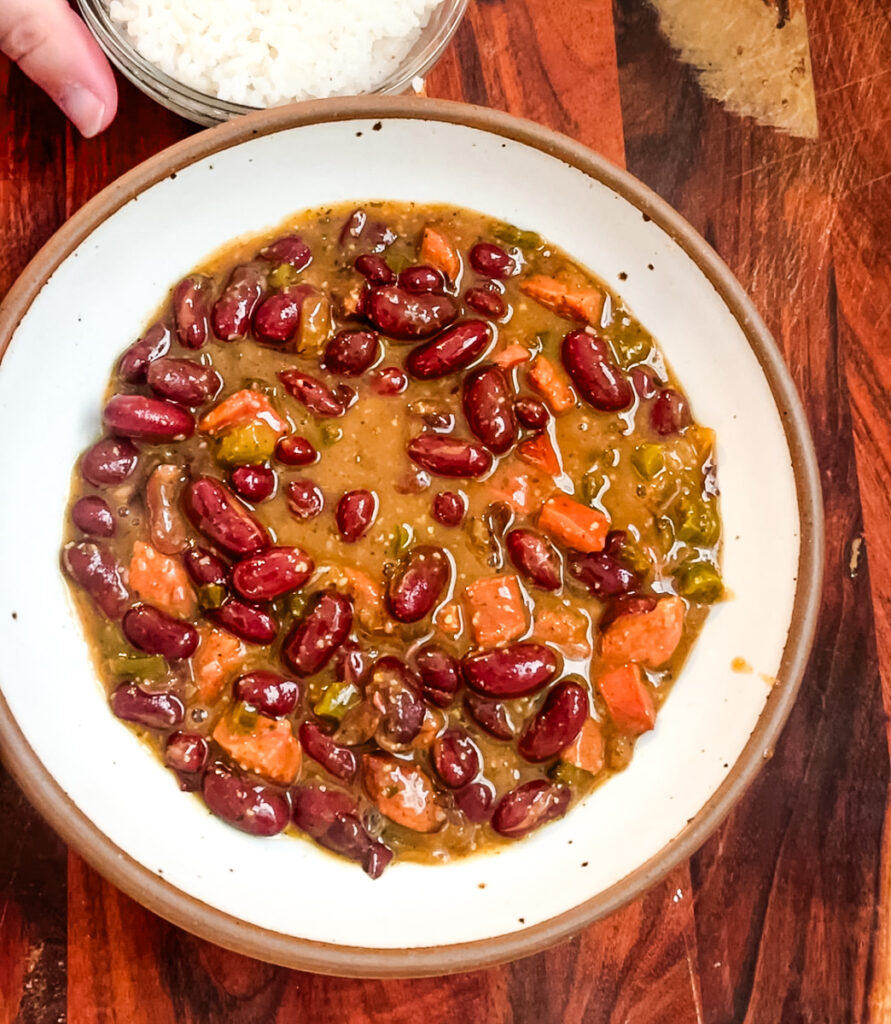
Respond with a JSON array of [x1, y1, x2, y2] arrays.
[[76, 0, 468, 126]]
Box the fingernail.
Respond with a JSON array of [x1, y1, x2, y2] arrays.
[[59, 85, 106, 138]]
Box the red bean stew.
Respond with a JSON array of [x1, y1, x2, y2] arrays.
[[62, 202, 722, 877]]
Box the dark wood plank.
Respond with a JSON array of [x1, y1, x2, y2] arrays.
[[0, 61, 70, 1024], [616, 1, 889, 1021]]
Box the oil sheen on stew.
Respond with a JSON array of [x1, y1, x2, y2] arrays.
[[61, 201, 722, 878]]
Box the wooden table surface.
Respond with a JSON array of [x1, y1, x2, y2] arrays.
[[1, 0, 889, 1020]]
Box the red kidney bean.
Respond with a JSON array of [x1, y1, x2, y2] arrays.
[[327, 813, 393, 879], [518, 681, 588, 762], [323, 329, 379, 377], [183, 546, 229, 588], [253, 284, 315, 346], [462, 364, 517, 454], [71, 496, 115, 537], [334, 640, 369, 687], [568, 550, 639, 597], [463, 691, 515, 740], [650, 388, 692, 436], [399, 265, 445, 294], [203, 762, 290, 837], [146, 465, 188, 554], [231, 546, 314, 601], [292, 785, 392, 878], [211, 599, 278, 645], [491, 779, 571, 839], [603, 529, 627, 556], [230, 464, 276, 503], [431, 490, 466, 527], [286, 479, 324, 520], [395, 465, 431, 495], [367, 656, 426, 745], [80, 437, 139, 487], [235, 671, 301, 718], [282, 592, 353, 677], [118, 323, 171, 383], [173, 275, 212, 350], [61, 542, 129, 619], [386, 545, 450, 622], [506, 528, 562, 591], [407, 436, 493, 478], [463, 644, 559, 699], [259, 235, 312, 270], [183, 477, 270, 556], [364, 221, 397, 253], [433, 729, 481, 789], [365, 285, 458, 340], [631, 366, 660, 400], [339, 208, 367, 246], [355, 253, 394, 285], [104, 394, 195, 442], [454, 779, 495, 823], [465, 287, 506, 319], [335, 490, 377, 542], [211, 263, 266, 341], [111, 683, 184, 730], [275, 435, 318, 466], [470, 241, 517, 279], [147, 357, 221, 407], [514, 396, 550, 430], [406, 320, 492, 380], [278, 369, 346, 418], [561, 329, 633, 411], [165, 738, 205, 791], [292, 785, 355, 837], [335, 383, 358, 410], [414, 644, 462, 707], [600, 593, 659, 629], [369, 366, 408, 395], [123, 604, 199, 660], [299, 721, 358, 782], [165, 731, 208, 784]]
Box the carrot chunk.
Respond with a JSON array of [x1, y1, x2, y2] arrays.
[[190, 625, 245, 703], [528, 356, 576, 413], [463, 574, 528, 647], [487, 464, 550, 515], [520, 275, 570, 314], [363, 753, 445, 832], [561, 717, 605, 773], [129, 540, 196, 618], [597, 663, 656, 735], [520, 275, 605, 325], [419, 226, 460, 282], [600, 595, 685, 667], [197, 389, 289, 437], [533, 608, 591, 658], [517, 432, 561, 477], [493, 344, 532, 369], [539, 495, 609, 553], [213, 713, 302, 784], [434, 599, 463, 638], [561, 287, 605, 325]]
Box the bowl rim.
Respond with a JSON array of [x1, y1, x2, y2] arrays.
[[0, 96, 824, 977]]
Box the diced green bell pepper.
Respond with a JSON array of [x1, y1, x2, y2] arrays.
[[676, 560, 724, 603], [313, 681, 360, 722], [216, 422, 278, 466], [631, 443, 664, 480]]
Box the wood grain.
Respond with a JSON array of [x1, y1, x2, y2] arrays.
[[0, 0, 889, 1018]]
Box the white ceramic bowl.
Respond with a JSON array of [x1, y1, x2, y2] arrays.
[[0, 98, 822, 976]]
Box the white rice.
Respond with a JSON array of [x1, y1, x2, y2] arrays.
[[106, 0, 445, 107]]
